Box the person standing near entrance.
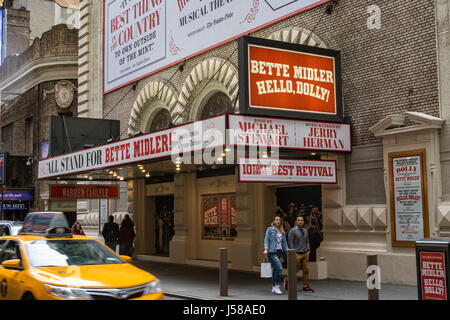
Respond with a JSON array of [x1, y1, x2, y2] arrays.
[[287, 216, 314, 292], [119, 215, 136, 257], [102, 215, 119, 252], [263, 216, 288, 295]]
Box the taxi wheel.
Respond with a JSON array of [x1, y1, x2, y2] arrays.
[[22, 292, 35, 300]]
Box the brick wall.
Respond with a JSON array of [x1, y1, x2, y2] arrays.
[[103, 0, 439, 147]]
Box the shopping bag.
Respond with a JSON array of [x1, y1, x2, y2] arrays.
[[260, 257, 272, 278]]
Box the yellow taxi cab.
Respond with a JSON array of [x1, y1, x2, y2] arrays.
[[0, 212, 163, 300]]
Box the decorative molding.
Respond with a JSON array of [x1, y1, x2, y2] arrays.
[[323, 208, 343, 227], [437, 205, 450, 228], [342, 207, 358, 228], [127, 81, 178, 136], [175, 57, 238, 123], [357, 207, 373, 228], [267, 27, 328, 48], [372, 207, 387, 228]]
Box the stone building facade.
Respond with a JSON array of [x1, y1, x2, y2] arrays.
[[69, 0, 450, 285], [0, 24, 78, 216]]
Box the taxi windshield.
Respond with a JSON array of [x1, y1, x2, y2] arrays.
[[25, 240, 124, 267]]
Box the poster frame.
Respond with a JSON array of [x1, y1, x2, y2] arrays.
[[388, 149, 430, 247]]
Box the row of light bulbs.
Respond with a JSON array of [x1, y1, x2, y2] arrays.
[[137, 165, 151, 178]]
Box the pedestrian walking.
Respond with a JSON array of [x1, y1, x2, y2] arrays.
[[102, 215, 119, 252], [72, 221, 86, 236], [307, 207, 323, 262], [286, 216, 314, 292], [119, 214, 136, 256], [263, 215, 288, 295]]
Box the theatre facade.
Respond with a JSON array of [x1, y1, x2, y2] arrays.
[[38, 0, 450, 285]]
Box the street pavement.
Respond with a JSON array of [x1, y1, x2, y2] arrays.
[[132, 259, 418, 300]]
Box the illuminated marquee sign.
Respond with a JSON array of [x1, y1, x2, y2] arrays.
[[38, 115, 226, 179], [238, 36, 343, 122]]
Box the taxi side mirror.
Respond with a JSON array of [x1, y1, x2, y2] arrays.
[[120, 255, 132, 263], [2, 259, 22, 270]]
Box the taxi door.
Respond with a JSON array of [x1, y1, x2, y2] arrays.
[[0, 240, 26, 300]]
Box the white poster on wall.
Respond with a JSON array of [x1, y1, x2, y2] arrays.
[[392, 155, 425, 242], [104, 0, 330, 93]]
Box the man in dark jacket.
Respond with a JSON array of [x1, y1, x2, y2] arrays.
[[287, 216, 314, 292], [102, 215, 119, 252]]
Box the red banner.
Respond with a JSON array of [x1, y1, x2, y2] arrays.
[[50, 185, 120, 199], [204, 204, 219, 229], [420, 252, 447, 300], [220, 197, 229, 225]]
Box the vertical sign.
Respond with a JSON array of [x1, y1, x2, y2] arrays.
[[420, 252, 447, 300], [99, 199, 109, 233], [0, 8, 3, 66], [389, 150, 429, 246], [220, 196, 229, 225], [0, 154, 5, 185]]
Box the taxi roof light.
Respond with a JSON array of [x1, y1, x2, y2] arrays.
[[45, 227, 73, 238]]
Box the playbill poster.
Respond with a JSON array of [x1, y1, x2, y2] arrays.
[[392, 155, 425, 242]]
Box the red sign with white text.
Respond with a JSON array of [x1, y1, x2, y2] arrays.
[[248, 44, 337, 115], [420, 252, 447, 300], [50, 185, 120, 200]]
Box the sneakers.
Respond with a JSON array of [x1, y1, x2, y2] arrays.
[[272, 285, 283, 295], [283, 277, 288, 291], [303, 285, 314, 292]]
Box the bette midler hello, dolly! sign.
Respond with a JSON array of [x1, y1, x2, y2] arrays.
[[238, 36, 343, 122]]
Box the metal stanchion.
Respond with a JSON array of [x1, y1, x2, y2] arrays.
[[219, 248, 228, 296], [367, 254, 379, 300], [287, 249, 297, 300]]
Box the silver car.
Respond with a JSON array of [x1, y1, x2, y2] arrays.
[[0, 220, 23, 236]]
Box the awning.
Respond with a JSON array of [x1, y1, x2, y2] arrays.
[[38, 114, 351, 181]]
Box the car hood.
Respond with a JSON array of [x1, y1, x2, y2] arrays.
[[30, 263, 157, 288]]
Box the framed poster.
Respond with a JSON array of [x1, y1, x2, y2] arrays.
[[202, 194, 237, 239], [389, 149, 429, 247]]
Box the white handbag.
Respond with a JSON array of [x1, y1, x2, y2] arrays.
[[260, 256, 272, 278]]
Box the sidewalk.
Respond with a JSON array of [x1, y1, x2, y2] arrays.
[[131, 259, 418, 300]]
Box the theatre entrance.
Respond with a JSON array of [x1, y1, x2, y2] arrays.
[[154, 195, 175, 256], [275, 185, 323, 262]]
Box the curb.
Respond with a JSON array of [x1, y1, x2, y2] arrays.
[[164, 290, 227, 300]]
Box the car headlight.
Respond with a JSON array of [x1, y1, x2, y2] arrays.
[[143, 279, 162, 294], [44, 284, 92, 300]]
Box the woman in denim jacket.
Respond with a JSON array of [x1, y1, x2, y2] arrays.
[[264, 216, 288, 295]]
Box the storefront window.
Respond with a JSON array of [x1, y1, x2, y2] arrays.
[[202, 194, 237, 239]]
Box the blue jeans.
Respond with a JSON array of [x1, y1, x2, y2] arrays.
[[268, 250, 283, 286]]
